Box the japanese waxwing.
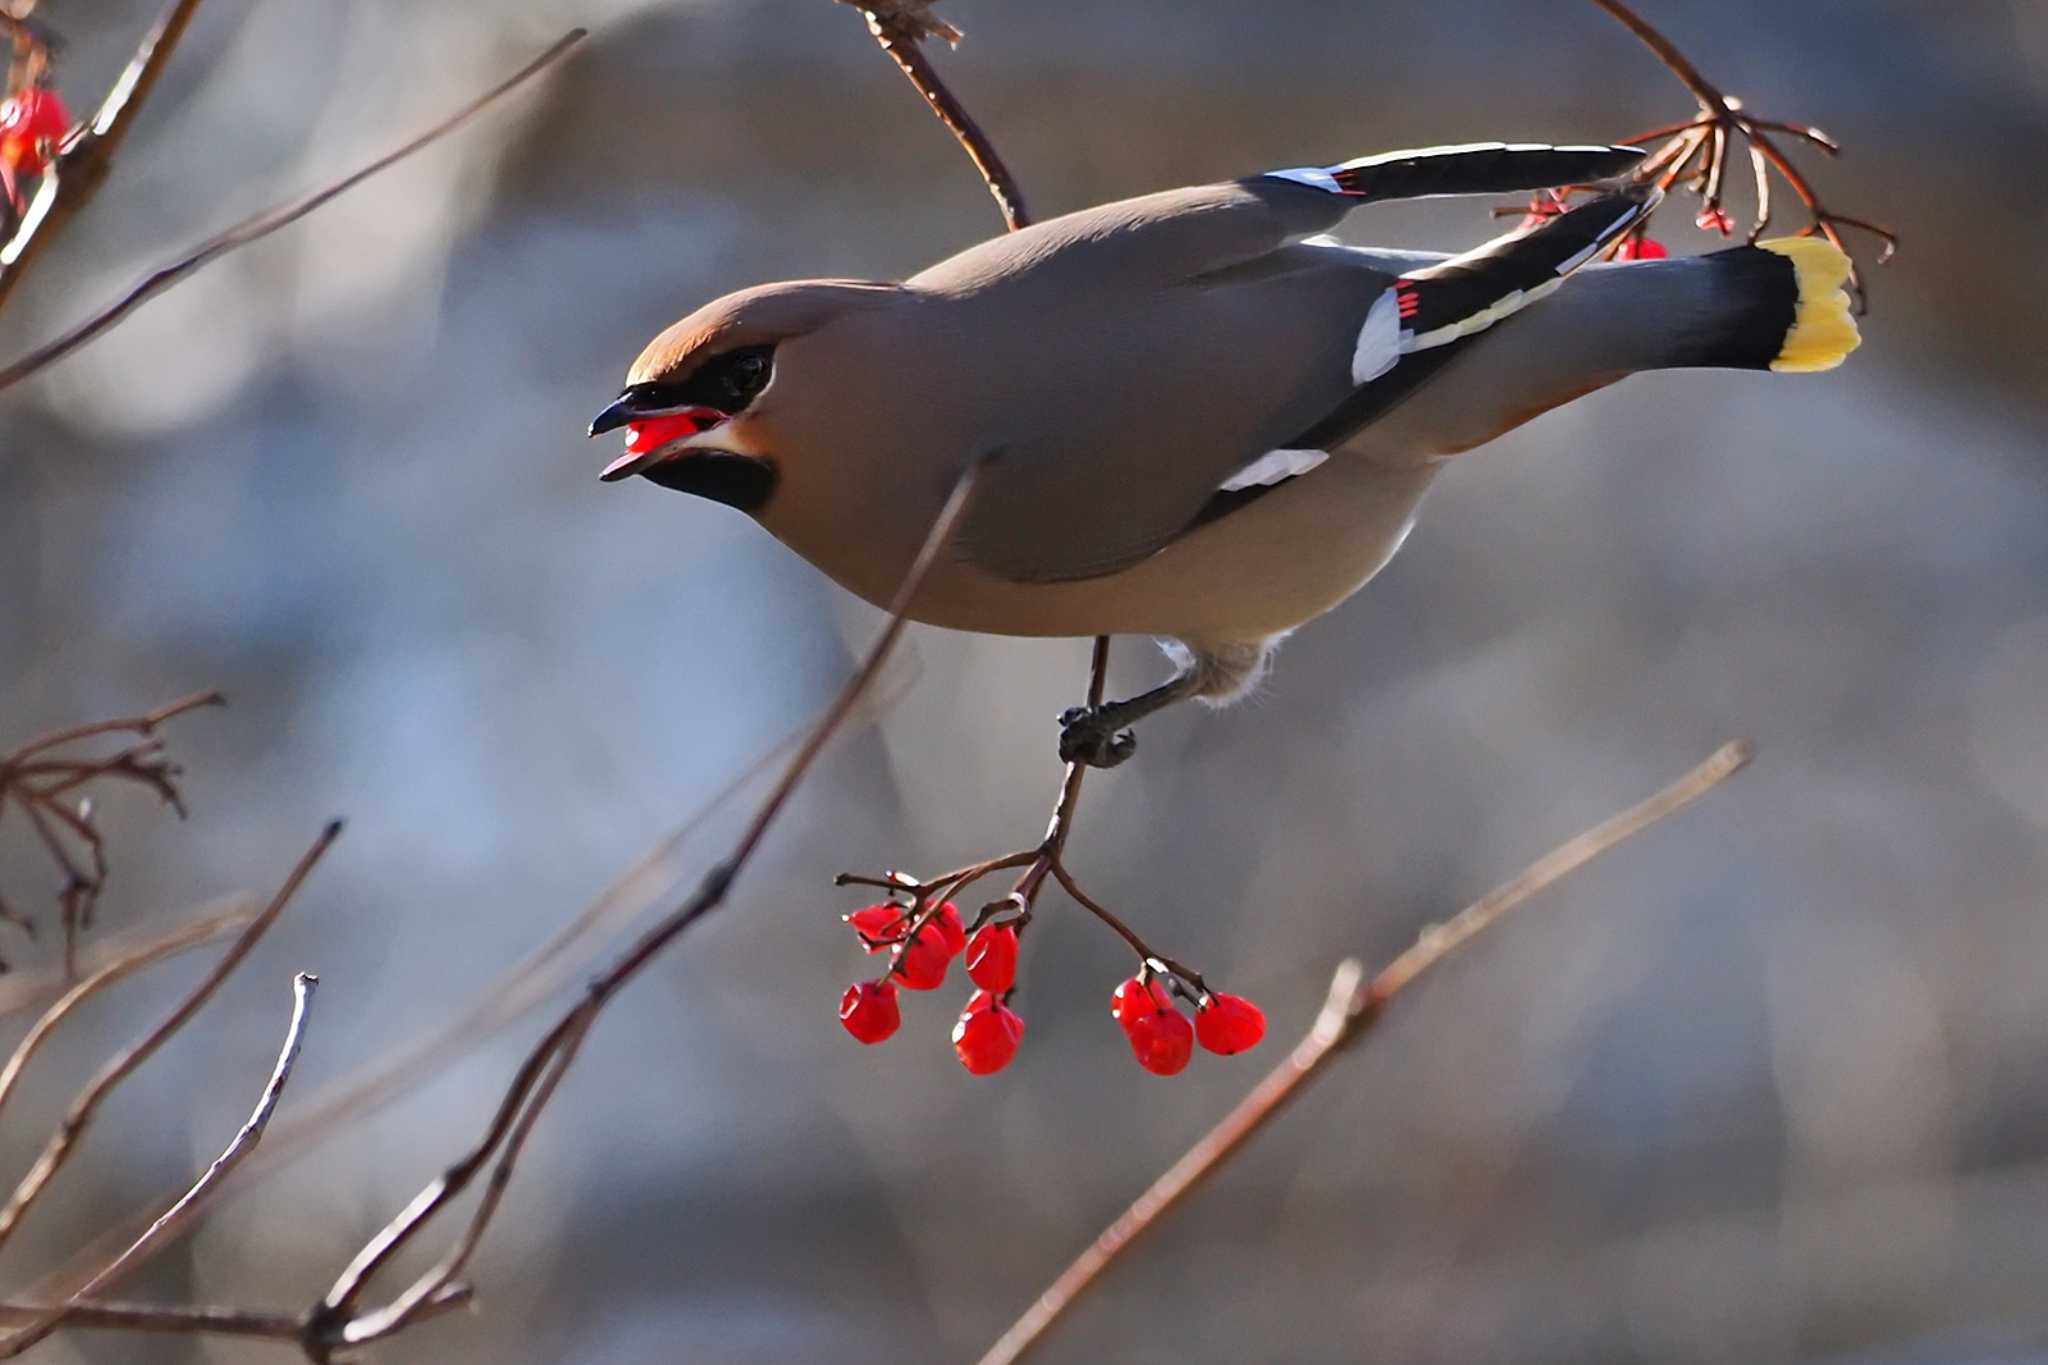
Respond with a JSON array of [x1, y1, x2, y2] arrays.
[[590, 142, 1858, 766]]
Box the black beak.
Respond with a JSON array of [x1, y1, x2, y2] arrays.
[[587, 390, 642, 438]]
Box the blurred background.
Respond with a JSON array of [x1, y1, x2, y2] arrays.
[[2, 1, 2046, 1360]]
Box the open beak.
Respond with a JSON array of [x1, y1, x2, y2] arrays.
[[590, 395, 729, 483], [588, 392, 778, 511]]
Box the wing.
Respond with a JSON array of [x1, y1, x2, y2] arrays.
[[941, 157, 1646, 585]]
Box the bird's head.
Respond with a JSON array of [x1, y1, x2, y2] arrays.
[[589, 279, 901, 512]]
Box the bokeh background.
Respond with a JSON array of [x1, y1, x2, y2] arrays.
[[3, 1, 2047, 1361]]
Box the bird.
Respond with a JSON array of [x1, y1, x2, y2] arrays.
[[589, 142, 1859, 767]]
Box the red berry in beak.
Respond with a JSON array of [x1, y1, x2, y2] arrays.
[[1125, 1005, 1194, 1076], [1614, 235, 1668, 261], [839, 979, 901, 1044], [0, 88, 71, 178], [1195, 993, 1266, 1055], [965, 925, 1019, 992], [953, 998, 1024, 1075], [624, 412, 706, 456]]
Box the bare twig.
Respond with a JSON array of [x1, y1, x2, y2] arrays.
[[0, 973, 320, 1357], [838, 0, 1027, 231], [12, 656, 924, 1312], [1583, 0, 1895, 306], [296, 463, 986, 1359], [0, 28, 587, 391], [0, 1285, 472, 1344], [0, 823, 338, 1252], [0, 902, 258, 1120], [976, 741, 1754, 1365], [0, 894, 255, 1019], [0, 0, 204, 313], [0, 689, 223, 974]]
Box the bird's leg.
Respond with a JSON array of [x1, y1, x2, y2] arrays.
[[1056, 670, 1201, 770]]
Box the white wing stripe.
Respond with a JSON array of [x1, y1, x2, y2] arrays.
[[1219, 447, 1329, 492], [1351, 287, 1402, 384]]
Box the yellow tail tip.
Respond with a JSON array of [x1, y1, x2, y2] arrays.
[[1759, 236, 1860, 373]]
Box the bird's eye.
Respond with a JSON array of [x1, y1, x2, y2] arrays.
[[719, 349, 772, 402]]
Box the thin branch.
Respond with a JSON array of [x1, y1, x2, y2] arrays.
[[0, 894, 255, 1019], [976, 741, 1754, 1365], [0, 823, 339, 1252], [840, 1, 1027, 231], [0, 973, 320, 1358], [297, 462, 988, 1359], [0, 689, 222, 971], [0, 28, 587, 391], [0, 0, 205, 313], [11, 657, 923, 1311], [0, 904, 258, 1120], [0, 1285, 472, 1344]]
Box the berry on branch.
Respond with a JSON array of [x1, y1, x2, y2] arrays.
[[965, 924, 1019, 992], [839, 979, 901, 1045], [953, 996, 1024, 1075], [1194, 993, 1267, 1055]]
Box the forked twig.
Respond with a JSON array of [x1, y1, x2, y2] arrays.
[[295, 461, 987, 1359], [0, 973, 320, 1357], [0, 824, 338, 1253], [0, 29, 587, 391], [1586, 0, 1896, 307], [0, 689, 223, 974], [976, 741, 1754, 1365]]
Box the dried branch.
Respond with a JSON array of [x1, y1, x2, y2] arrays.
[[11, 656, 925, 1311], [0, 894, 254, 1019], [839, 1, 1027, 232], [0, 689, 222, 973], [295, 463, 986, 1360], [0, 0, 204, 314], [0, 28, 587, 392], [0, 823, 338, 1254], [0, 900, 259, 1121], [976, 741, 1754, 1365], [1584, 0, 1895, 307], [0, 972, 319, 1357]]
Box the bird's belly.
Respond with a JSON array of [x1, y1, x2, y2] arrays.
[[892, 456, 1440, 641]]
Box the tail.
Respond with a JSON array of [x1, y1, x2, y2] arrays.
[[1751, 237, 1860, 372], [1297, 234, 1863, 459]]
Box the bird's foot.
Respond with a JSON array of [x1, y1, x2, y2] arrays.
[[1057, 705, 1137, 770]]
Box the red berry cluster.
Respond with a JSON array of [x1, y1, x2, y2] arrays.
[[837, 898, 1027, 1075], [1, 86, 70, 206], [1109, 975, 1264, 1076]]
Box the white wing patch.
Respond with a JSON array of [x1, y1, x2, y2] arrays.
[[1219, 447, 1329, 493], [1351, 288, 1402, 384]]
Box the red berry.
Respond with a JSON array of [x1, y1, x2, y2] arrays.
[[0, 88, 70, 177], [1695, 205, 1734, 237], [890, 927, 952, 990], [961, 987, 997, 1015], [844, 902, 906, 953], [1109, 975, 1172, 1033], [965, 924, 1019, 992], [839, 979, 900, 1045], [1125, 1006, 1194, 1076], [1614, 235, 1668, 261], [1195, 993, 1267, 1055], [931, 901, 967, 957], [952, 999, 1024, 1074]]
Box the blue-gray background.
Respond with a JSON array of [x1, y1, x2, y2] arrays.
[[3, 2, 2046, 1361]]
